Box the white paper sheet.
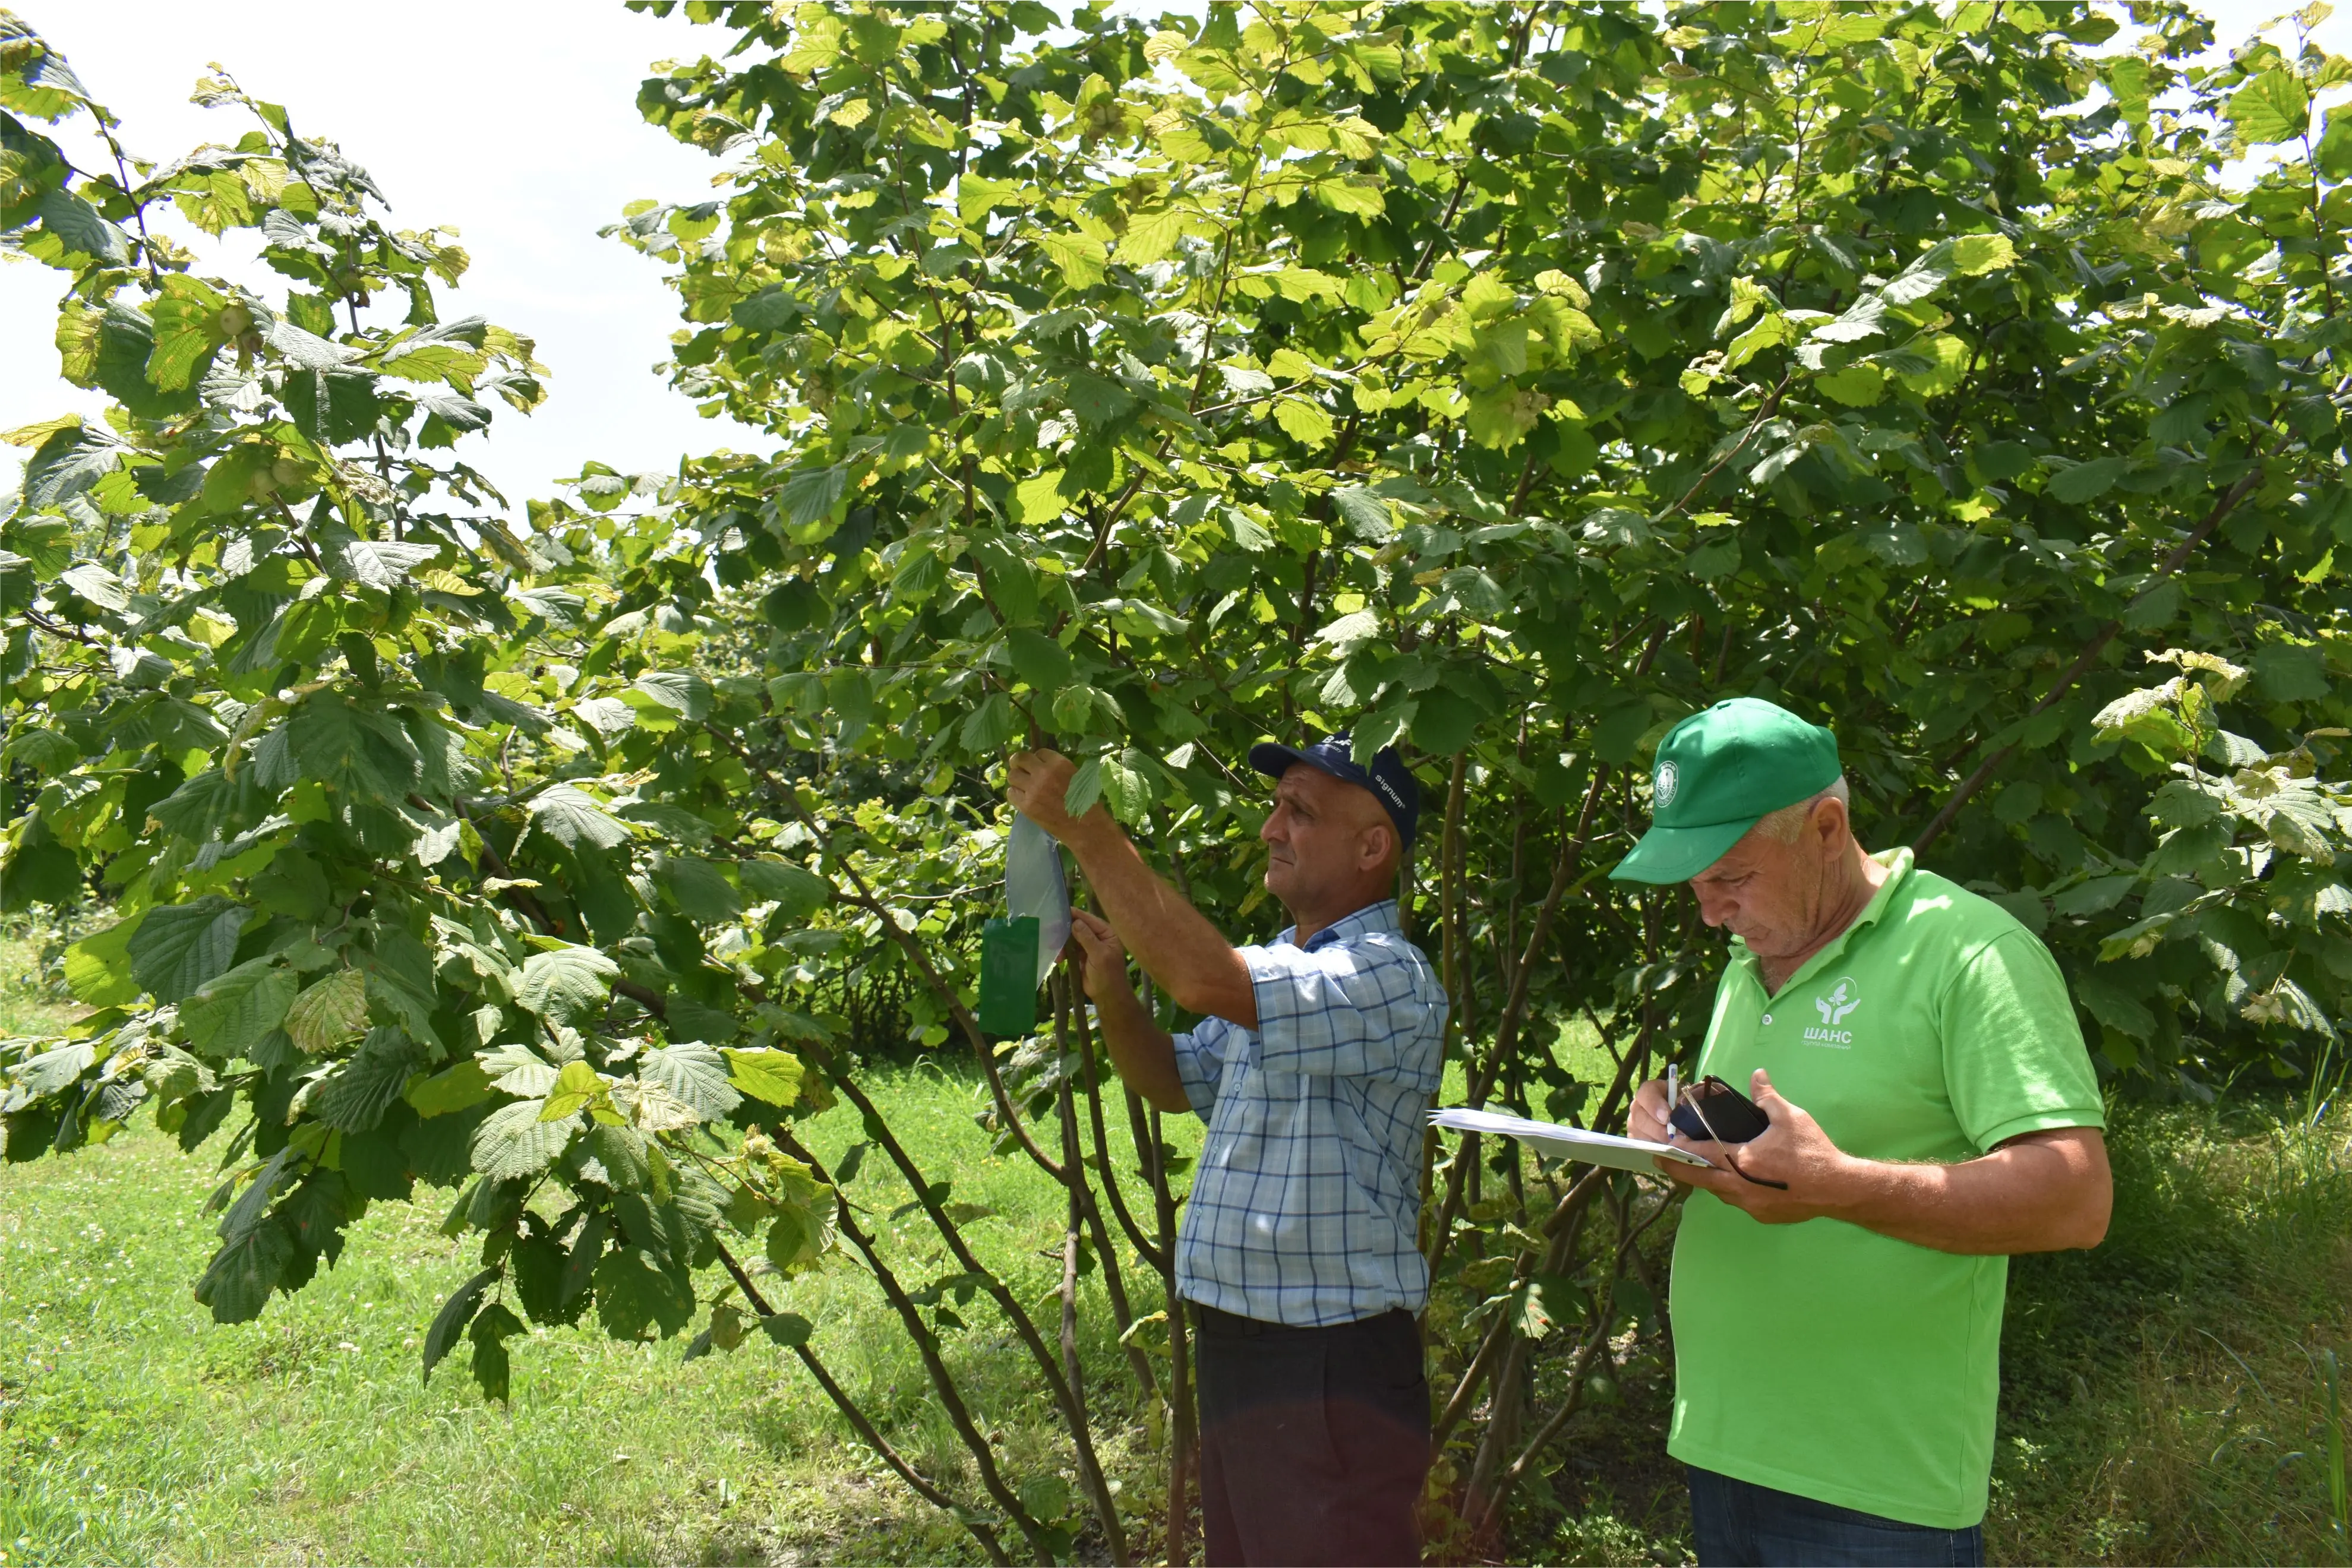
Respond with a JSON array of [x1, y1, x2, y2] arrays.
[[1428, 1106, 1712, 1174]]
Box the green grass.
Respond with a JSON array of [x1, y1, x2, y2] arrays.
[[1987, 1096, 2352, 1566], [1, 960, 1203, 1567], [6, 937, 2350, 1566], [0, 925, 80, 1040]]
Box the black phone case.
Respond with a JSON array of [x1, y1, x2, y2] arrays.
[[1669, 1079, 1771, 1144]]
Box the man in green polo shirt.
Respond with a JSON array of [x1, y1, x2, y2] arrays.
[[1618, 697, 2111, 1567]]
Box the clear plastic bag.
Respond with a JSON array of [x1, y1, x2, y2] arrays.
[[976, 814, 1070, 1035], [1003, 812, 1070, 987]]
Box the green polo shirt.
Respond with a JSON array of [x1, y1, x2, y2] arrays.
[[1667, 848, 2105, 1529]]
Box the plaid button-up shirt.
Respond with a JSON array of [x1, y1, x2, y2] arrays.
[[1170, 899, 1447, 1327]]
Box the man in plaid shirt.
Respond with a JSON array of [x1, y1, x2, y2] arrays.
[[1009, 734, 1446, 1567]]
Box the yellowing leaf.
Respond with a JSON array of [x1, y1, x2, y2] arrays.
[[1267, 347, 1319, 382], [1310, 178, 1386, 219], [1893, 333, 1971, 397], [1815, 363, 1886, 406], [285, 968, 369, 1055], [1950, 233, 2017, 276], [1274, 396, 1334, 447], [1035, 229, 1107, 289], [2228, 68, 2309, 146], [723, 1047, 806, 1107], [540, 1059, 609, 1122], [1012, 469, 1069, 524], [1466, 385, 1549, 449], [1115, 206, 1186, 264]]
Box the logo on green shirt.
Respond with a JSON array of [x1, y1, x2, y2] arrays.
[[1807, 976, 1859, 1044]]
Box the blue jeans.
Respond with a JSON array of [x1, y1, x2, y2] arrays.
[[1687, 1466, 1985, 1567]]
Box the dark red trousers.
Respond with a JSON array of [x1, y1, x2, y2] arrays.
[[1192, 1303, 1431, 1566]]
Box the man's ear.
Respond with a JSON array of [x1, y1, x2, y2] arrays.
[[1360, 821, 1396, 872]]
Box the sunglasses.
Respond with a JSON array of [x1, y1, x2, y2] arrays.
[[1666, 1074, 1789, 1190]]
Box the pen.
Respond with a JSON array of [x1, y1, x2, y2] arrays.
[[1665, 1064, 1677, 1134]]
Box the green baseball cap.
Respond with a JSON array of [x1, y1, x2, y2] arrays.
[[1608, 698, 1842, 883]]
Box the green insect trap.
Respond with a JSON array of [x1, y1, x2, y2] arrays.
[[975, 814, 1070, 1036]]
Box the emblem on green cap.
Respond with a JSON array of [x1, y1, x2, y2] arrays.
[[1655, 760, 1679, 807]]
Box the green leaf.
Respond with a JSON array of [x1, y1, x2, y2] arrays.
[[766, 1201, 830, 1273], [640, 1041, 740, 1120], [180, 957, 298, 1059], [285, 968, 370, 1055], [634, 671, 714, 721], [1309, 176, 1385, 217], [64, 913, 146, 1008], [722, 1046, 804, 1107], [956, 173, 1019, 222], [779, 464, 847, 529], [148, 769, 236, 842], [330, 538, 438, 592], [2317, 104, 2352, 182], [1006, 627, 1074, 692], [31, 186, 128, 266], [287, 697, 421, 804], [1100, 751, 1156, 823], [1063, 757, 1106, 818], [759, 1311, 814, 1348], [1019, 1474, 1075, 1522], [470, 1099, 574, 1180], [593, 1245, 696, 1339], [1331, 485, 1396, 540], [961, 694, 1014, 753], [2075, 963, 2156, 1039], [1115, 206, 1186, 264], [407, 1058, 494, 1118], [2228, 69, 2309, 146], [654, 855, 741, 925], [2047, 456, 2126, 503], [468, 1301, 523, 1402], [738, 859, 829, 919], [516, 944, 619, 1026], [1062, 372, 1136, 427], [194, 1221, 294, 1324], [8, 1039, 94, 1096], [127, 896, 247, 1003], [421, 1265, 498, 1382], [1814, 363, 1886, 406], [314, 1029, 424, 1133], [2253, 641, 2329, 703], [528, 784, 633, 852]]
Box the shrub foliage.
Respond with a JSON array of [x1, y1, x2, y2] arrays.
[[3, 1, 2350, 1559]]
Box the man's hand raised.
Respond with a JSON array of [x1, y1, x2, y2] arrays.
[[1007, 750, 1110, 845]]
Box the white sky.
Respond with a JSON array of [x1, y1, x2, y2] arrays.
[[0, 0, 775, 517], [2, 1, 2344, 523]]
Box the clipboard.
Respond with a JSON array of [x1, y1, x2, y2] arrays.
[[1428, 1106, 1712, 1175]]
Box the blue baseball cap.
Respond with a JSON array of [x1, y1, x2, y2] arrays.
[[1248, 732, 1421, 853]]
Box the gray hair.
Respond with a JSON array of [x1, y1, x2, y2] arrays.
[[1753, 776, 1851, 843]]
